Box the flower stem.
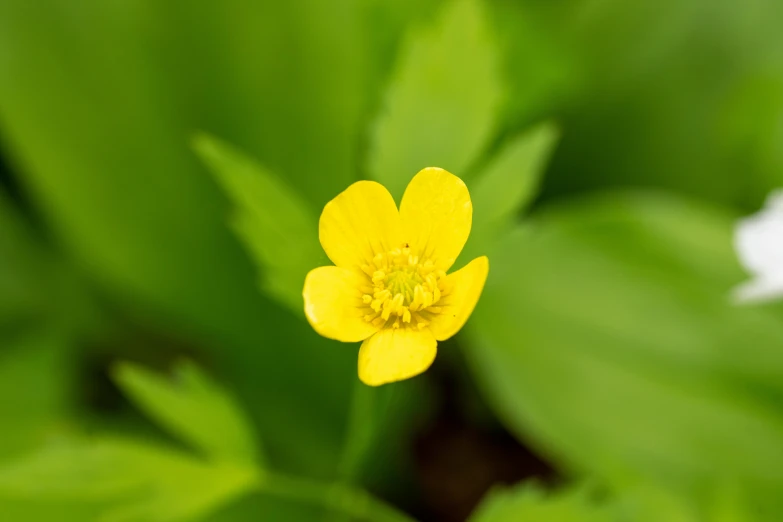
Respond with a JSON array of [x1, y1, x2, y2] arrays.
[[336, 379, 378, 481], [261, 472, 416, 522]]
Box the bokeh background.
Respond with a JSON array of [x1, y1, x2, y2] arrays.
[[1, 0, 783, 520]]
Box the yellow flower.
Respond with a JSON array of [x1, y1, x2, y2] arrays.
[[303, 167, 489, 386]]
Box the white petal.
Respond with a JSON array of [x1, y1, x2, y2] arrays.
[[764, 189, 783, 210], [732, 277, 783, 304], [735, 191, 783, 278]]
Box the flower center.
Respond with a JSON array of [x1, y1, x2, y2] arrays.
[[360, 245, 446, 330]]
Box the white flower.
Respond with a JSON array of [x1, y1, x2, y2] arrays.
[[734, 190, 783, 303]]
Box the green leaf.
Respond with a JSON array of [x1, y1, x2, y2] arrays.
[[611, 483, 763, 522], [0, 437, 258, 522], [0, 2, 365, 479], [0, 192, 42, 328], [463, 122, 559, 260], [469, 482, 611, 522], [113, 361, 261, 465], [707, 485, 751, 522], [0, 189, 93, 334], [465, 191, 783, 506], [613, 485, 700, 522], [0, 189, 98, 340], [0, 333, 74, 459], [193, 133, 321, 314], [470, 481, 764, 522], [368, 0, 504, 199], [472, 123, 559, 228], [0, 497, 99, 522], [490, 1, 578, 128]]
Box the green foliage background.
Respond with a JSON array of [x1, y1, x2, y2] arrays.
[[1, 0, 783, 520]]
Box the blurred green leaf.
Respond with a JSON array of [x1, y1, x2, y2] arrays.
[[113, 360, 261, 465], [612, 482, 769, 522], [193, 133, 321, 314], [489, 1, 580, 129], [0, 333, 73, 460], [463, 122, 559, 259], [0, 189, 94, 336], [0, 497, 99, 522], [204, 492, 333, 522], [368, 0, 504, 199], [0, 7, 358, 472], [466, 191, 783, 507], [0, 439, 155, 499], [258, 472, 417, 522], [0, 0, 370, 330], [613, 484, 700, 522], [177, 0, 374, 206], [708, 486, 750, 522], [718, 74, 783, 196], [470, 480, 767, 522], [525, 0, 783, 209], [0, 437, 257, 522], [469, 482, 610, 522], [0, 191, 42, 328]]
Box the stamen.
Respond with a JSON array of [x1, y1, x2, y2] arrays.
[[360, 243, 448, 329], [392, 293, 404, 313], [423, 291, 433, 309], [381, 299, 394, 320]]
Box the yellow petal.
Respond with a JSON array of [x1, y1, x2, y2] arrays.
[[358, 328, 437, 386], [428, 256, 489, 341], [303, 266, 379, 342], [319, 180, 402, 269], [399, 167, 472, 271]]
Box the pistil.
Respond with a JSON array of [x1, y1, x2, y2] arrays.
[[360, 244, 446, 329]]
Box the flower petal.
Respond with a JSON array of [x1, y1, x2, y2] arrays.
[[303, 266, 379, 342], [400, 167, 472, 271], [735, 189, 783, 278], [358, 328, 437, 386], [319, 180, 402, 269], [733, 277, 783, 304], [429, 256, 489, 341]]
